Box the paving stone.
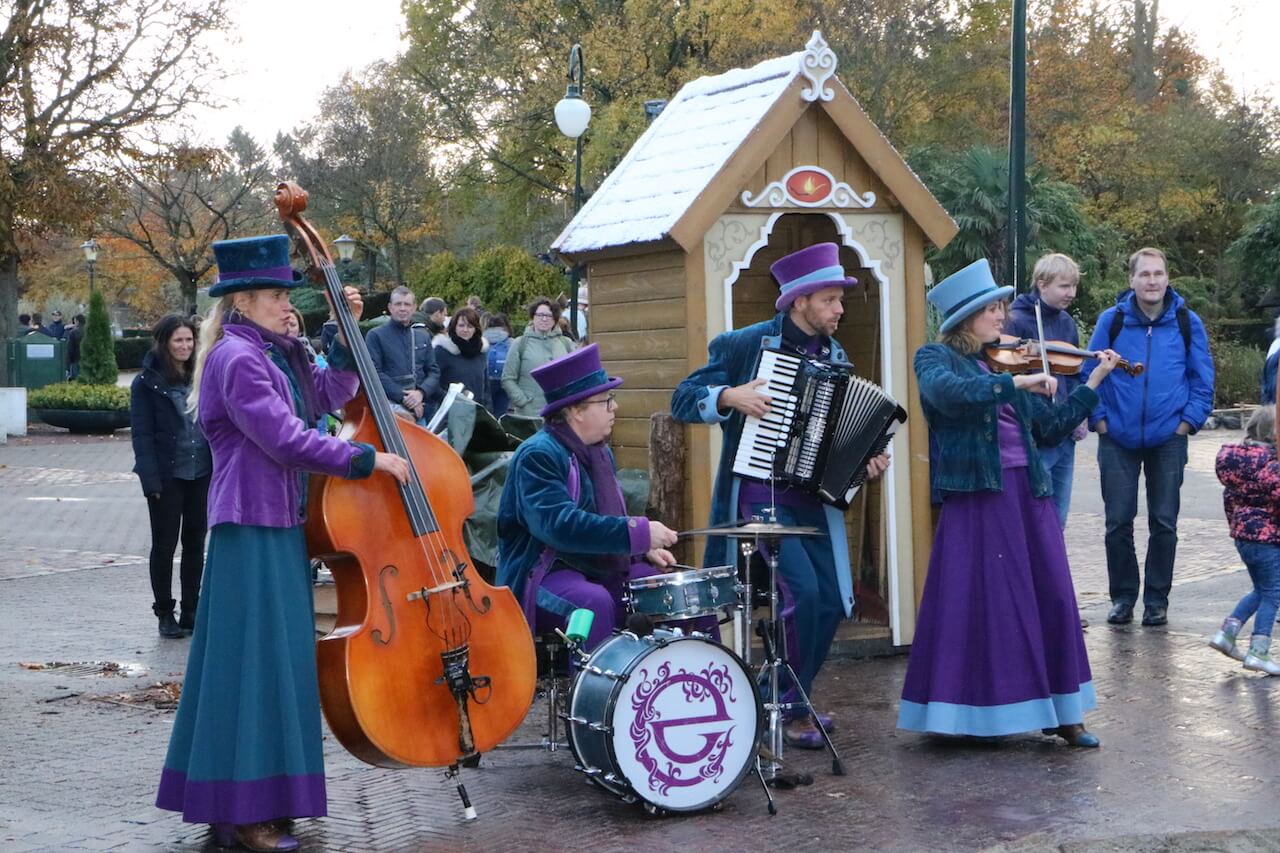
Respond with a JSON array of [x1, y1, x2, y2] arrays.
[[1, 429, 1278, 851]]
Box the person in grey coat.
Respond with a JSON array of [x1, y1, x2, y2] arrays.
[[366, 286, 441, 424], [433, 306, 490, 410], [501, 297, 574, 417]]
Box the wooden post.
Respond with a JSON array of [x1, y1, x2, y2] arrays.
[[647, 412, 689, 564]]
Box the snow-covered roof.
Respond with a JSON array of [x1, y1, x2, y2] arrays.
[[551, 51, 804, 256]]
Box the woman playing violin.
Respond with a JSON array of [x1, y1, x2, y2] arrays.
[[155, 236, 409, 852], [898, 259, 1120, 747]]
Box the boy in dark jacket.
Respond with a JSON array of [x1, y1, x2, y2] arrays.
[[1005, 253, 1084, 529]]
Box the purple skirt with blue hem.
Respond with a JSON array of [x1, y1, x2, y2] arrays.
[[156, 524, 327, 824], [898, 466, 1095, 736]]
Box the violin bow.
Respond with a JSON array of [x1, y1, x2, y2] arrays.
[[1033, 300, 1052, 380]]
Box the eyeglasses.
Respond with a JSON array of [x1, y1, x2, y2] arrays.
[[583, 394, 617, 409], [533, 312, 555, 319]]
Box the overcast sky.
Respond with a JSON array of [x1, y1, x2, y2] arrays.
[[189, 0, 1280, 150]]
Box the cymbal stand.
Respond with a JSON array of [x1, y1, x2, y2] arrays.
[[741, 522, 845, 791]]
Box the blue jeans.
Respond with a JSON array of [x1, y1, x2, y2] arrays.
[[1097, 432, 1188, 608], [1230, 541, 1280, 639], [1037, 440, 1077, 530]]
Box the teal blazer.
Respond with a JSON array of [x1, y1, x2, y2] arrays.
[[915, 343, 1098, 497]]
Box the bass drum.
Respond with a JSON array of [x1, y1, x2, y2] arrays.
[[566, 629, 762, 813]]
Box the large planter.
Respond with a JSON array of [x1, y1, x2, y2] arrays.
[[34, 408, 130, 434]]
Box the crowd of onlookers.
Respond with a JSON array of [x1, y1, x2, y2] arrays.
[[17, 309, 85, 379], [316, 291, 586, 422]]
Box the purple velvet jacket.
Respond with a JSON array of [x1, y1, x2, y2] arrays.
[[200, 324, 368, 528]]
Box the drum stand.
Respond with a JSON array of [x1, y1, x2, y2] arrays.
[[739, 528, 846, 804]]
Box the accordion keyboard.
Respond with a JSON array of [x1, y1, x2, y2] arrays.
[[732, 349, 803, 481]]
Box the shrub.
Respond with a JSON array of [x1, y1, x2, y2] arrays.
[[79, 291, 118, 385], [1210, 336, 1264, 408], [406, 246, 567, 323], [114, 337, 151, 370], [29, 382, 130, 411]]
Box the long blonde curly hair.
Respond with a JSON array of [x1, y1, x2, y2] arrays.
[[186, 295, 237, 416]]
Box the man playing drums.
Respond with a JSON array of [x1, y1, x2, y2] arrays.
[[497, 344, 680, 650], [672, 242, 888, 748]]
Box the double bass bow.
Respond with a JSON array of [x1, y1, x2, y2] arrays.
[[275, 182, 535, 776]]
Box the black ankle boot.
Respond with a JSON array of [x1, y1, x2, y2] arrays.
[[178, 601, 197, 635], [154, 600, 183, 639]]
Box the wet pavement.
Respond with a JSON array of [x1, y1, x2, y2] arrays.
[[1, 427, 1277, 852]]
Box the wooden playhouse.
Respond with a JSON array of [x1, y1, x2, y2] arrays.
[[552, 32, 957, 647]]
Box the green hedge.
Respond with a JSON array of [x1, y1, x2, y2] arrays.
[[29, 382, 130, 411], [114, 337, 152, 370]]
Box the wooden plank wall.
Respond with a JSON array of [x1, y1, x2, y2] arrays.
[[729, 213, 891, 624], [587, 250, 688, 472]]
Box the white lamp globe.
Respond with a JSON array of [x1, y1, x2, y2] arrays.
[[554, 94, 591, 139]]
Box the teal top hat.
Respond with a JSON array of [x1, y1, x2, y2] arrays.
[[209, 235, 304, 297], [928, 259, 1014, 334]]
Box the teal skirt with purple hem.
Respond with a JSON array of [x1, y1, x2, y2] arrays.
[[898, 466, 1096, 737], [156, 523, 327, 824]]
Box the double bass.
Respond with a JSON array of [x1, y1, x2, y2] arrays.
[[275, 182, 535, 775]]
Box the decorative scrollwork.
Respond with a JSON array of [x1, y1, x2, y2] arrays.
[[740, 165, 876, 209], [799, 30, 837, 102]]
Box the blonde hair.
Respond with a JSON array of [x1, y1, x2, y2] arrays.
[[1032, 253, 1079, 288], [1246, 405, 1276, 444], [186, 295, 236, 416], [937, 299, 1008, 355], [1128, 247, 1167, 277]]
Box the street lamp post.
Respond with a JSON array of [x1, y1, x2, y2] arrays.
[[333, 233, 376, 290], [79, 239, 99, 295], [555, 44, 591, 340]]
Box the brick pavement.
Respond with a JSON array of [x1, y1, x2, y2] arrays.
[[1, 429, 1278, 852]]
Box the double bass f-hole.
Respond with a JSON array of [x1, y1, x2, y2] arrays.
[[371, 564, 399, 646]]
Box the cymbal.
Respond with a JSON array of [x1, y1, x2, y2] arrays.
[[680, 521, 823, 539]]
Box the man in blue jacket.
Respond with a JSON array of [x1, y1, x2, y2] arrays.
[[1085, 247, 1215, 627], [366, 286, 441, 425], [672, 242, 888, 749]]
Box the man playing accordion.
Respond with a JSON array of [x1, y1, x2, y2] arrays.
[[672, 242, 889, 749]]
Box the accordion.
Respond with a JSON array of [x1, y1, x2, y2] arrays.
[[732, 348, 907, 510]]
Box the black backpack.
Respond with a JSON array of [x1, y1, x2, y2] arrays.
[[1106, 304, 1191, 354]]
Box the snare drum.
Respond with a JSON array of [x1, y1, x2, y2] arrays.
[[626, 565, 739, 620], [566, 629, 762, 813]]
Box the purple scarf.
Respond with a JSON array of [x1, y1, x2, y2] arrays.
[[545, 420, 632, 575], [225, 312, 321, 424]]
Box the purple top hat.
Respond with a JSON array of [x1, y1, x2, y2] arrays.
[[771, 242, 859, 312], [209, 234, 304, 297], [532, 343, 624, 417]]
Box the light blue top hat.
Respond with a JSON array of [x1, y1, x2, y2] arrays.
[[928, 259, 1014, 334]]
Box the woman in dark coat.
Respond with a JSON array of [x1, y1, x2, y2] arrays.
[[130, 314, 211, 638], [433, 306, 491, 410]]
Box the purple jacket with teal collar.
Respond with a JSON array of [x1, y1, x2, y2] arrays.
[[200, 324, 373, 528]]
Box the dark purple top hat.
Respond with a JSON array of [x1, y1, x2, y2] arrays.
[[532, 343, 624, 417], [209, 234, 304, 297], [770, 242, 859, 312]]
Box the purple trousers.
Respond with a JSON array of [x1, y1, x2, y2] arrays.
[[534, 563, 719, 651]]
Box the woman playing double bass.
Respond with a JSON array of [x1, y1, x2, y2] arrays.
[[155, 235, 409, 852]]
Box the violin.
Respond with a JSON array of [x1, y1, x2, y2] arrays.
[[275, 182, 535, 772], [983, 335, 1144, 377]]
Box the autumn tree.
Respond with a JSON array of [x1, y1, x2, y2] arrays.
[[275, 65, 439, 287], [0, 0, 228, 384], [105, 129, 274, 312]]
